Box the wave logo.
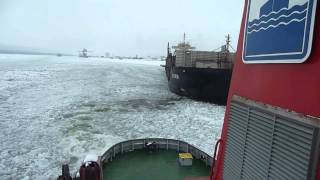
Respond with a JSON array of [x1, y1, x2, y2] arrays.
[[243, 0, 317, 63]]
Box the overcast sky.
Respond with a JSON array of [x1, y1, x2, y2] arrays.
[[0, 0, 244, 56]]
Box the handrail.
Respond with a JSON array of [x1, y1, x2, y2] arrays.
[[210, 139, 223, 180], [100, 138, 213, 167]]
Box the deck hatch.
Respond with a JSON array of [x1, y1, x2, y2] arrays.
[[222, 96, 319, 180]]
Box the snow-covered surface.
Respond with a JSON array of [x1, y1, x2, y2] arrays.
[[0, 54, 225, 179]]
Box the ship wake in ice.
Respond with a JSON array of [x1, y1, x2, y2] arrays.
[[0, 55, 225, 179]]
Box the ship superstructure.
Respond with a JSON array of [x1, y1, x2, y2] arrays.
[[172, 34, 235, 69], [165, 34, 235, 104]]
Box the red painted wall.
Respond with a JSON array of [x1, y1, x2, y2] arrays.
[[212, 0, 320, 179]]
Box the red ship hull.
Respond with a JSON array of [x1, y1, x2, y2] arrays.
[[211, 0, 320, 179]]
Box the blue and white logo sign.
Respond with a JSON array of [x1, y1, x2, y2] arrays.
[[243, 0, 317, 63]]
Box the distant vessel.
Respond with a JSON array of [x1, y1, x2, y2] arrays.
[[165, 34, 236, 104], [78, 48, 92, 58]]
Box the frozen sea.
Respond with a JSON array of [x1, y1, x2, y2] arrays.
[[0, 54, 225, 179]]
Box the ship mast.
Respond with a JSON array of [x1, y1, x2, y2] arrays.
[[226, 34, 231, 52], [172, 33, 195, 50]]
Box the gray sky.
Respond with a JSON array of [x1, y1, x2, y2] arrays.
[[0, 0, 244, 56]]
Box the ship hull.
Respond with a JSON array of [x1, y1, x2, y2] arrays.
[[167, 66, 232, 105]]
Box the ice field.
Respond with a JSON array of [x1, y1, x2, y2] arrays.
[[0, 54, 225, 179]]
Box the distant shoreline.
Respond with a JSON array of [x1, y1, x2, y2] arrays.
[[0, 50, 73, 56]]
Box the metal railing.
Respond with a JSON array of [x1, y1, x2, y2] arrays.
[[100, 138, 213, 167]]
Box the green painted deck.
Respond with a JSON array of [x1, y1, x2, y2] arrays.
[[103, 150, 210, 180]]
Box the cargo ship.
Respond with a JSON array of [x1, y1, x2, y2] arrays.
[[164, 34, 236, 105], [57, 0, 320, 179]]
